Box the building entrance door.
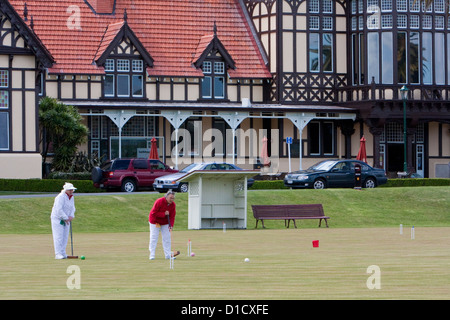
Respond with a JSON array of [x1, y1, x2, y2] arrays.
[[416, 144, 424, 177], [387, 143, 404, 172]]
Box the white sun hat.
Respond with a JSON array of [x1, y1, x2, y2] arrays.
[[63, 182, 77, 191]]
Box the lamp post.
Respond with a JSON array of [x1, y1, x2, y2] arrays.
[[400, 85, 409, 173]]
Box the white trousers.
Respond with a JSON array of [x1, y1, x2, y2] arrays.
[[149, 223, 171, 259], [51, 218, 70, 258]]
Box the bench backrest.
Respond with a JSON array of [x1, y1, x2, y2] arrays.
[[252, 204, 324, 218]]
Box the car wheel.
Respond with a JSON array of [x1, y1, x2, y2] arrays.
[[313, 179, 326, 189], [91, 167, 103, 183], [121, 179, 137, 192], [178, 183, 189, 193], [364, 178, 376, 188]]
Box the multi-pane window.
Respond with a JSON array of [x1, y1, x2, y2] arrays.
[[435, 16, 445, 29], [309, 0, 319, 13], [132, 60, 143, 72], [0, 70, 8, 150], [422, 15, 432, 29], [104, 59, 114, 72], [397, 15, 407, 28], [397, 0, 407, 11], [201, 61, 225, 99], [322, 0, 332, 13], [409, 0, 420, 12], [308, 0, 334, 73], [381, 0, 393, 11], [410, 15, 420, 28], [103, 58, 144, 98], [0, 70, 8, 109], [0, 71, 8, 107], [352, 0, 449, 86], [308, 121, 334, 156], [117, 59, 129, 72], [309, 16, 320, 30], [381, 15, 393, 28]]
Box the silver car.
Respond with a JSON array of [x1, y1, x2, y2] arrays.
[[153, 162, 255, 193]]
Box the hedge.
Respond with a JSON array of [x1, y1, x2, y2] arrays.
[[0, 178, 449, 193], [380, 178, 450, 187], [0, 179, 99, 193], [250, 178, 450, 189]]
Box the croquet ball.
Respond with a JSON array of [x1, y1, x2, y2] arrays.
[[81, 255, 85, 260], [190, 252, 195, 257], [244, 258, 250, 263]]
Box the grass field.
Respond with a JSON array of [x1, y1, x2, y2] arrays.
[[1, 187, 449, 300], [1, 187, 450, 233], [1, 228, 449, 300]]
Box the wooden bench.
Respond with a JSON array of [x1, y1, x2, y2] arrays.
[[251, 204, 330, 229]]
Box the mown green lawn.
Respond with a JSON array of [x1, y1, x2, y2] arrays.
[[1, 187, 449, 234], [1, 187, 449, 300]]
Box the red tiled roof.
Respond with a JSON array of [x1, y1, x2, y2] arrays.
[[94, 21, 124, 62], [8, 0, 271, 78], [192, 34, 215, 65]]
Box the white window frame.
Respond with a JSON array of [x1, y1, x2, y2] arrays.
[[117, 59, 130, 72], [132, 74, 143, 97], [132, 59, 143, 72], [201, 76, 212, 98], [104, 59, 114, 72], [117, 74, 130, 97], [104, 74, 115, 97]]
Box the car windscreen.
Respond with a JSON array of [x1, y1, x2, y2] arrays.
[[308, 161, 336, 171], [180, 163, 203, 173]]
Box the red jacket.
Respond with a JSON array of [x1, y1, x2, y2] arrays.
[[149, 197, 176, 226]]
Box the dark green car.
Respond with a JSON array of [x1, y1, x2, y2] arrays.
[[284, 159, 388, 189]]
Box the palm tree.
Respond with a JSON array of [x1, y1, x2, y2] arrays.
[[39, 97, 89, 172]]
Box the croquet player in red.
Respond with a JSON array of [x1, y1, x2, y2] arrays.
[[148, 190, 179, 260]]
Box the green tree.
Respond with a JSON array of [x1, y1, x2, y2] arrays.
[[39, 96, 89, 172]]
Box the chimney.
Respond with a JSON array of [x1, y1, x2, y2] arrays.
[[88, 0, 115, 14]]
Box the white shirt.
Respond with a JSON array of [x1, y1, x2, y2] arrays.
[[51, 191, 76, 221]]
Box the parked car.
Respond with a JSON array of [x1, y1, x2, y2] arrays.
[[153, 162, 256, 193], [284, 159, 388, 189], [92, 158, 178, 192]]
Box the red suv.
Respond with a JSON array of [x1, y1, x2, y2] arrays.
[[91, 158, 178, 192]]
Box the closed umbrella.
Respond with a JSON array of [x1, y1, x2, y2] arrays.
[[356, 136, 367, 164], [149, 137, 159, 160], [261, 136, 271, 167]]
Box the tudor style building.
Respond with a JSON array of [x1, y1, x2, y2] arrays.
[[1, 0, 449, 180]]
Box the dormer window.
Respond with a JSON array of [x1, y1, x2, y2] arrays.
[[201, 60, 225, 99], [103, 58, 144, 98], [193, 24, 235, 101]]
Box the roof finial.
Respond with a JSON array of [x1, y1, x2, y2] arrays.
[[213, 21, 217, 36], [30, 15, 34, 30], [124, 8, 127, 22], [24, 2, 28, 21]]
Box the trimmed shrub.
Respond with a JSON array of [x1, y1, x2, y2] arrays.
[[0, 179, 99, 193]]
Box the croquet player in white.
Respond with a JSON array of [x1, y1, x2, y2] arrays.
[[148, 190, 178, 260], [50, 182, 76, 259]]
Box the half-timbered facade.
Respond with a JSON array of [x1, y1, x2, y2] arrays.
[[0, 0, 53, 178], [2, 0, 449, 179]]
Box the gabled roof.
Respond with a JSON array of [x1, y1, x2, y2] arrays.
[[0, 0, 54, 67], [193, 25, 236, 71], [94, 18, 154, 68], [7, 0, 271, 78]]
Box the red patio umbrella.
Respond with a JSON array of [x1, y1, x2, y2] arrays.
[[356, 136, 367, 163], [260, 136, 271, 167], [149, 137, 159, 160]]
